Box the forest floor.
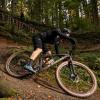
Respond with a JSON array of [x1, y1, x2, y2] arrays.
[[0, 37, 100, 100]]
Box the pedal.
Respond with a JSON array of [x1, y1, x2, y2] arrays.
[[33, 66, 40, 73]]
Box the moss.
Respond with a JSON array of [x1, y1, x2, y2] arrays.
[[76, 52, 100, 88], [0, 80, 17, 98]]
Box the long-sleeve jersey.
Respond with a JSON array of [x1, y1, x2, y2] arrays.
[[37, 28, 73, 54], [39, 28, 69, 44]]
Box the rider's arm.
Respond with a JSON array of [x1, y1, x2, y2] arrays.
[[55, 29, 76, 54], [54, 36, 60, 54], [56, 28, 76, 46]]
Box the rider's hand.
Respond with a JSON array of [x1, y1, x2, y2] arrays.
[[45, 50, 52, 57], [47, 50, 52, 56]]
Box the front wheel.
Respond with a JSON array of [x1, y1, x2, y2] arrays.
[[56, 61, 97, 98]]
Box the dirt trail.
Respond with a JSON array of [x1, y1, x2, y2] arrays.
[[0, 37, 100, 100]]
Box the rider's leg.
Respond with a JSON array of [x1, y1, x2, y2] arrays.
[[42, 43, 52, 57], [30, 48, 42, 61], [24, 35, 43, 72], [31, 34, 43, 61], [24, 48, 42, 73]]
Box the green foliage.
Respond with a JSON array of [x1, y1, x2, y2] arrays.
[[79, 53, 100, 69], [1, 0, 100, 31], [0, 22, 33, 44], [72, 18, 93, 31], [3, 23, 14, 33], [0, 79, 17, 98], [77, 52, 100, 87], [64, 0, 80, 9], [12, 29, 32, 44]]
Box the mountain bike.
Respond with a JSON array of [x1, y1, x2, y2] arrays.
[[5, 42, 97, 98]]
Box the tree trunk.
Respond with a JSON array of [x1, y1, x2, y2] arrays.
[[82, 0, 90, 19], [55, 2, 59, 27], [58, 2, 63, 28], [1, 0, 6, 10], [91, 0, 99, 28]]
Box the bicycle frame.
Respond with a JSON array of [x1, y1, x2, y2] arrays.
[[40, 53, 77, 80], [40, 53, 71, 70], [47, 54, 70, 67]]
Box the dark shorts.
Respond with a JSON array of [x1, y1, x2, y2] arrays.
[[32, 34, 48, 53], [32, 35, 42, 49]]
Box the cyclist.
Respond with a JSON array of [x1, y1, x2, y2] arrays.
[[24, 28, 74, 72]]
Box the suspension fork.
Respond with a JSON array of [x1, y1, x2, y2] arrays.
[[68, 57, 77, 80]]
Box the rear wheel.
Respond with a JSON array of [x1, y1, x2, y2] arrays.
[[56, 61, 97, 98], [6, 50, 33, 78]]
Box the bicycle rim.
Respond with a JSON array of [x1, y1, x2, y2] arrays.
[[6, 51, 32, 78], [56, 61, 97, 98]]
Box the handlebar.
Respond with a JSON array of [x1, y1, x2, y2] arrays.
[[54, 36, 77, 57]]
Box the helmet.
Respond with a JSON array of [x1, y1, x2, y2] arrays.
[[62, 28, 71, 37], [62, 28, 71, 33]]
